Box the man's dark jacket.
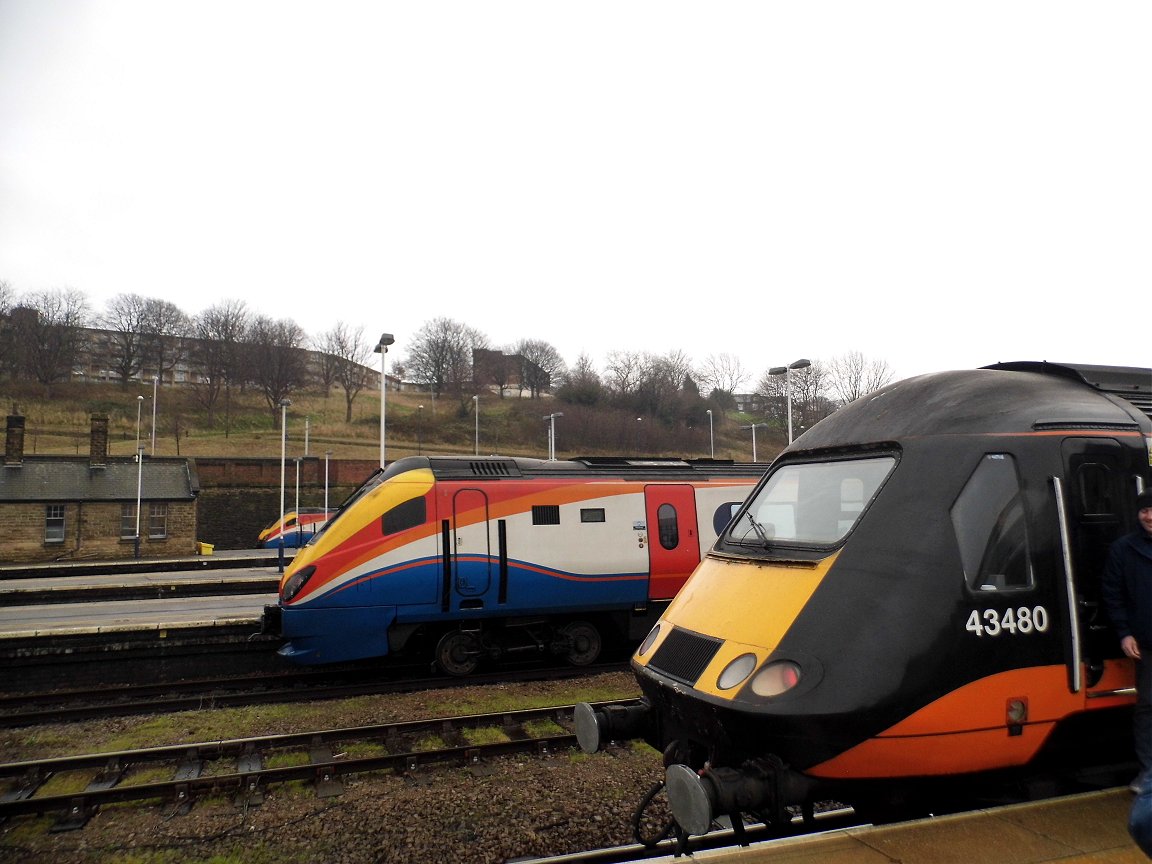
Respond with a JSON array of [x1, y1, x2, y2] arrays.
[[1103, 529, 1152, 648]]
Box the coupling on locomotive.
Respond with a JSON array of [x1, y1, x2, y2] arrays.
[[577, 361, 1152, 835], [260, 454, 763, 673]]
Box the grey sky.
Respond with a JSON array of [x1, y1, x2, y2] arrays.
[[1, 1, 1149, 386]]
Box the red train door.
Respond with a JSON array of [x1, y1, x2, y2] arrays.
[[452, 488, 492, 600], [645, 484, 701, 601]]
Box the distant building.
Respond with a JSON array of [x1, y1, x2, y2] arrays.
[[0, 414, 200, 562], [471, 348, 550, 397]]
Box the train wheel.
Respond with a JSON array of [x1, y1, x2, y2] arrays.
[[561, 620, 602, 666], [435, 631, 481, 676]]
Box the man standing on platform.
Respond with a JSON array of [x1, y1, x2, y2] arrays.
[[1104, 490, 1152, 794]]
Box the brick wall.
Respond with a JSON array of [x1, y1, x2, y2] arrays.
[[3, 501, 199, 562]]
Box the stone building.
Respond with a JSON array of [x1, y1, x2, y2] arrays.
[[0, 414, 200, 562]]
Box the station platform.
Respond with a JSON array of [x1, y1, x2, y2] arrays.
[[659, 788, 1144, 864]]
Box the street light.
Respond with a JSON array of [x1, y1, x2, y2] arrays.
[[373, 333, 395, 469], [768, 358, 811, 444], [294, 456, 301, 545], [417, 405, 424, 455], [278, 397, 291, 574], [544, 412, 564, 460], [134, 395, 144, 559], [324, 450, 332, 514], [706, 409, 714, 458], [473, 395, 479, 456], [740, 422, 768, 462], [150, 376, 158, 456]]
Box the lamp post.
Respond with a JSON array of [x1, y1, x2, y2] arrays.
[[544, 412, 563, 460], [740, 422, 768, 462], [417, 405, 424, 455], [473, 395, 479, 456], [278, 397, 291, 574], [706, 409, 714, 458], [294, 456, 301, 545], [150, 376, 158, 456], [324, 450, 332, 514], [373, 333, 395, 469], [134, 395, 144, 559], [768, 358, 811, 444]]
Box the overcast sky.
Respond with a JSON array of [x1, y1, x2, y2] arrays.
[[1, 1, 1148, 386]]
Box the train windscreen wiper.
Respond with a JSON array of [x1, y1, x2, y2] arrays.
[[743, 512, 772, 549]]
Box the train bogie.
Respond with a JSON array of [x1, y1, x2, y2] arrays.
[[577, 362, 1152, 834], [263, 455, 762, 671]]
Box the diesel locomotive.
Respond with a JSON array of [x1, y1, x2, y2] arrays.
[[576, 361, 1152, 835], [261, 455, 763, 672]]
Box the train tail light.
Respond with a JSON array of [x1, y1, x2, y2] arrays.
[[750, 660, 802, 697]]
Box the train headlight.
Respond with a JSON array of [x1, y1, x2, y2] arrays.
[[638, 624, 661, 656], [750, 660, 802, 697], [717, 653, 757, 690], [281, 565, 316, 603]]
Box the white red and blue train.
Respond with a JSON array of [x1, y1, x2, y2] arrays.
[[261, 455, 763, 673], [257, 508, 334, 549], [577, 361, 1152, 835]]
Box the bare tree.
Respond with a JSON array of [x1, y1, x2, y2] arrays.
[[696, 353, 749, 398], [0, 279, 15, 379], [246, 315, 308, 423], [404, 317, 489, 407], [140, 298, 190, 383], [514, 338, 566, 399], [190, 300, 249, 427], [827, 351, 894, 403], [102, 293, 149, 385], [556, 353, 603, 406], [11, 288, 90, 395], [319, 322, 374, 422]]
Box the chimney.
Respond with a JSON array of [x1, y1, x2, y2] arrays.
[[4, 415, 24, 466], [90, 414, 109, 468]]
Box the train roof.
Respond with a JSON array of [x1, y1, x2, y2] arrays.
[[797, 361, 1151, 450], [383, 454, 766, 482]]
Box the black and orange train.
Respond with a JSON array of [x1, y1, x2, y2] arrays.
[[577, 361, 1152, 835]]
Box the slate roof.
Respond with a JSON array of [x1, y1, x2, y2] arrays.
[[0, 457, 200, 503]]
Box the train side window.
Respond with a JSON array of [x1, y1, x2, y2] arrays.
[[657, 503, 679, 550], [713, 502, 742, 535], [580, 508, 605, 523], [382, 497, 427, 535], [533, 505, 561, 525], [1076, 462, 1115, 517], [951, 454, 1034, 592]]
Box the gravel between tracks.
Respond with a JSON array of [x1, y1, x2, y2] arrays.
[[0, 670, 673, 864]]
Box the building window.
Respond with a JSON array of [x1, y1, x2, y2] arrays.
[[45, 505, 65, 543], [148, 503, 168, 539], [120, 504, 137, 539]]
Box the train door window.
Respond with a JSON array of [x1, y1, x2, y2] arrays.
[[119, 504, 136, 539], [382, 496, 427, 535], [532, 505, 560, 525], [45, 504, 65, 543], [580, 508, 606, 523], [1076, 461, 1116, 517], [952, 453, 1034, 592], [657, 503, 679, 550], [148, 503, 168, 539]]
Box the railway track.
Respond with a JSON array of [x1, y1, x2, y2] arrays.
[[0, 661, 631, 727], [0, 700, 640, 829]]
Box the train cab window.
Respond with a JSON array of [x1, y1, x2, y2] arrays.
[[726, 456, 893, 548], [657, 503, 679, 550], [951, 454, 1034, 592], [580, 508, 606, 523], [382, 496, 427, 535]]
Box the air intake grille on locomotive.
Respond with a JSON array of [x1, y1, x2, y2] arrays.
[[648, 628, 723, 686]]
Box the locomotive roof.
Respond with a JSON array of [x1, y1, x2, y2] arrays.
[[387, 454, 765, 481], [797, 361, 1151, 450]]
